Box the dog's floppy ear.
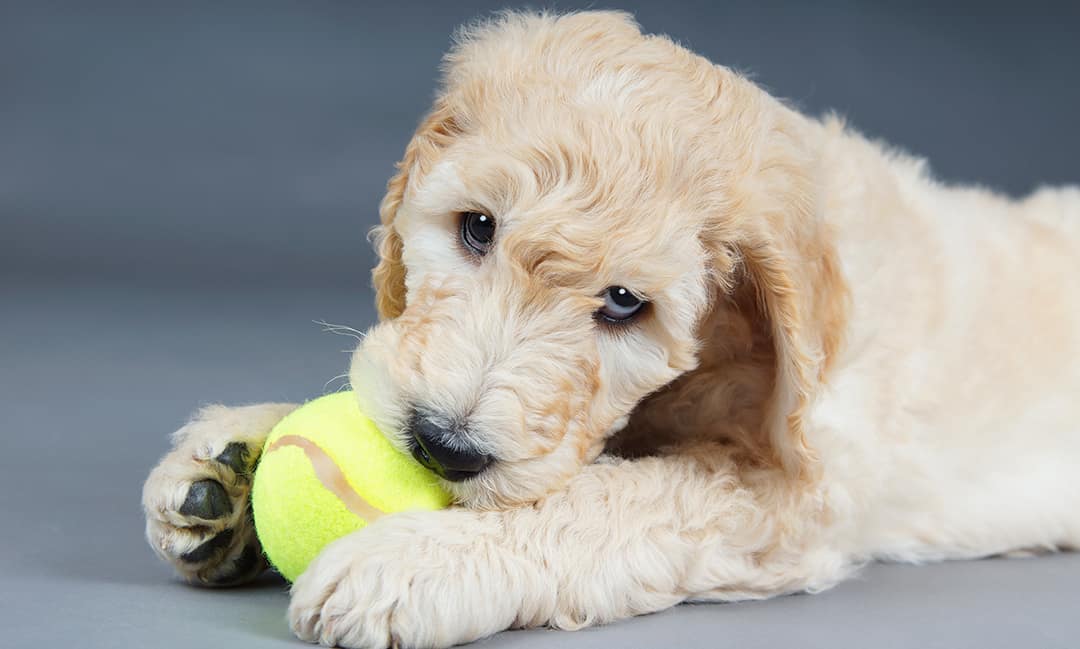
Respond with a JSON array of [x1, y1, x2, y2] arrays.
[[371, 102, 460, 320], [705, 80, 850, 481], [735, 215, 848, 481]]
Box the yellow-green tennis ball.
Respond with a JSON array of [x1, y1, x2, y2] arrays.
[[251, 391, 451, 582]]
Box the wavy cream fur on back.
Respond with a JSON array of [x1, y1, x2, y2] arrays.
[[143, 10, 1080, 648]]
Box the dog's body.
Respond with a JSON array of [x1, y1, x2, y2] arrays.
[[796, 135, 1080, 563], [143, 12, 1080, 648]]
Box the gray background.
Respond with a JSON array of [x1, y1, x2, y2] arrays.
[[2, 1, 1078, 647]]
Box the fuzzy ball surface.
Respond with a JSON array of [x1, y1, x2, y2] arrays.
[[251, 391, 451, 582]]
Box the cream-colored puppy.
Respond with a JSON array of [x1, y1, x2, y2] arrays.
[[142, 11, 1080, 648]]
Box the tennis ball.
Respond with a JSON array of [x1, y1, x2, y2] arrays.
[[251, 391, 451, 582]]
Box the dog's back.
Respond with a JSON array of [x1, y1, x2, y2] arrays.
[[811, 119, 1080, 561]]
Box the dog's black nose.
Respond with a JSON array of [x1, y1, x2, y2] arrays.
[[408, 413, 492, 482]]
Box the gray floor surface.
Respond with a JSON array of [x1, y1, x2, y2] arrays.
[[2, 280, 1078, 648]]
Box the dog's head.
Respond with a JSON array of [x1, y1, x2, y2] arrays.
[[350, 11, 846, 508]]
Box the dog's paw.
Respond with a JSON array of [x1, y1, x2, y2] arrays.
[[142, 404, 294, 586], [142, 438, 264, 586], [288, 511, 537, 649]]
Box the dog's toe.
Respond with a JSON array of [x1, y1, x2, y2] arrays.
[[180, 528, 234, 563], [214, 442, 253, 477], [206, 543, 266, 586]]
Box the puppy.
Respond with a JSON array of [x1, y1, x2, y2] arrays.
[[143, 11, 1080, 648]]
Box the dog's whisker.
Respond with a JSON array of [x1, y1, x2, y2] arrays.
[[314, 320, 367, 341], [323, 373, 352, 393]]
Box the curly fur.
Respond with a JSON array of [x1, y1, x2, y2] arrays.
[[143, 11, 1080, 648]]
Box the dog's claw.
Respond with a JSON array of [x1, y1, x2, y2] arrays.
[[214, 442, 252, 476], [178, 479, 232, 519]]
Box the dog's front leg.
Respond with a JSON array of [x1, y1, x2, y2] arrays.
[[288, 447, 849, 649]]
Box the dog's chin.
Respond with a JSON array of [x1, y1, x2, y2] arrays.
[[439, 474, 502, 510]]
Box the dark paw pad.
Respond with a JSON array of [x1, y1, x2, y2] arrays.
[[214, 442, 252, 476], [179, 479, 232, 520], [180, 529, 235, 564]]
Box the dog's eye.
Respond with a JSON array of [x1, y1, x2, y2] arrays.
[[460, 211, 496, 256], [598, 286, 645, 323]]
